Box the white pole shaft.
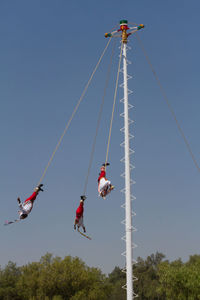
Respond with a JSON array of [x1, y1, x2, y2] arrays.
[[123, 42, 133, 299]]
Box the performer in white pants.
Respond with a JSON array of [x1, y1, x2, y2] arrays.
[[17, 184, 44, 219], [98, 163, 114, 199]]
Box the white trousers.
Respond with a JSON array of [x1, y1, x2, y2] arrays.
[[18, 201, 33, 217], [99, 177, 111, 193], [77, 216, 85, 229]]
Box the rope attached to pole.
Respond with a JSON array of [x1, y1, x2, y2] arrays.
[[83, 39, 116, 196], [37, 38, 112, 185], [105, 42, 123, 170], [136, 33, 200, 173]]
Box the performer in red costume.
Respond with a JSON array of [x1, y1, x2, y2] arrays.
[[98, 163, 114, 199], [17, 184, 44, 219], [74, 196, 86, 232]]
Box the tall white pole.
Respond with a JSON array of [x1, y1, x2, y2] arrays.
[[123, 42, 133, 299], [105, 20, 144, 299]]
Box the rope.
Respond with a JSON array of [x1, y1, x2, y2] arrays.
[[136, 33, 200, 172], [37, 38, 112, 185], [83, 39, 116, 195], [105, 42, 123, 169]]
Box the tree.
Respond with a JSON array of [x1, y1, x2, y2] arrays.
[[133, 252, 166, 299], [107, 267, 126, 300], [0, 261, 21, 300], [1, 252, 200, 299], [158, 256, 200, 300]]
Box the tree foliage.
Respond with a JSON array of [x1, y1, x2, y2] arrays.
[[158, 255, 200, 300], [0, 252, 200, 300]]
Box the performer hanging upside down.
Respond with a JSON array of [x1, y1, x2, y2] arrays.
[[74, 195, 86, 232], [17, 184, 44, 220], [98, 163, 114, 199]]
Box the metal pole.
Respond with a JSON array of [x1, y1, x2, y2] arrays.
[[123, 42, 133, 299], [105, 20, 144, 299]]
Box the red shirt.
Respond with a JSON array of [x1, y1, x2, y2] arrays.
[[98, 170, 106, 183], [118, 25, 129, 31], [76, 202, 84, 219]]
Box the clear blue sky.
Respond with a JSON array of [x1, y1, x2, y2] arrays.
[[0, 0, 200, 274]]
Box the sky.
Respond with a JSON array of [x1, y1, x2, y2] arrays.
[[0, 0, 200, 274]]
